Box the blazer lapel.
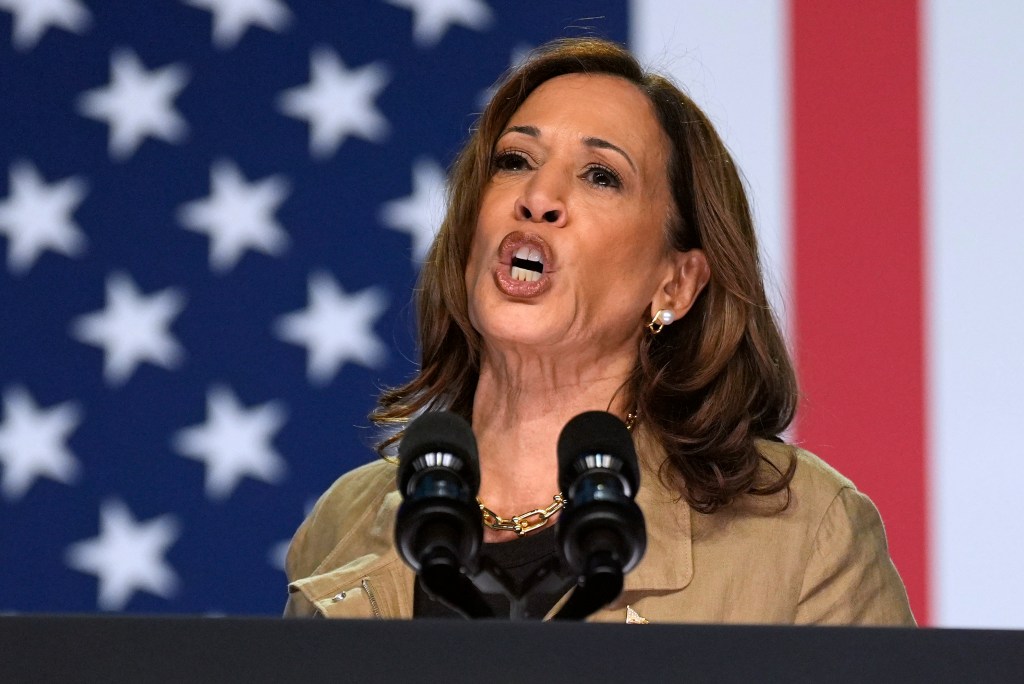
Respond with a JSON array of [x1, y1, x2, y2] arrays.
[[622, 427, 693, 593]]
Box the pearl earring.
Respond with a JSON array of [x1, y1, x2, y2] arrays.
[[647, 309, 674, 334]]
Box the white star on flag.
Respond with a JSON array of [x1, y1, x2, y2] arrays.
[[182, 0, 292, 50], [275, 272, 388, 384], [379, 157, 446, 263], [65, 499, 180, 611], [0, 0, 91, 51], [277, 48, 390, 158], [384, 0, 493, 48], [0, 386, 81, 501], [173, 385, 288, 500], [70, 273, 186, 386], [0, 161, 87, 275], [178, 160, 290, 272], [77, 49, 190, 160], [267, 540, 288, 571]]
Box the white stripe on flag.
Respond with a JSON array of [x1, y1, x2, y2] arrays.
[[926, 0, 1024, 629]]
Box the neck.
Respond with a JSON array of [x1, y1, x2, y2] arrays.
[[471, 345, 634, 540]]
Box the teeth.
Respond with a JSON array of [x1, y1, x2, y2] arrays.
[[510, 245, 545, 283], [514, 246, 544, 265], [510, 266, 540, 282]]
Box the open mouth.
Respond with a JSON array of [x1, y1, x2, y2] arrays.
[[494, 231, 553, 298], [510, 246, 544, 282]]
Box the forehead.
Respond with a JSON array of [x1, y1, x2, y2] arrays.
[[506, 73, 668, 165]]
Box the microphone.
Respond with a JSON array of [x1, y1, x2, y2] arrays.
[[394, 410, 489, 617], [554, 411, 646, 619]]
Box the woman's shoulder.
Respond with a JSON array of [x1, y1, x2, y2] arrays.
[[304, 458, 399, 535], [749, 439, 897, 551], [317, 457, 398, 510], [285, 458, 398, 581], [714, 438, 869, 529], [756, 437, 856, 505], [718, 439, 884, 554]]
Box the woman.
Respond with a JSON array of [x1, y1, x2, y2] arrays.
[[284, 38, 914, 624]]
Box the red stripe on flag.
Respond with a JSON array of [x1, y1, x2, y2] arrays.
[[790, 1, 928, 623]]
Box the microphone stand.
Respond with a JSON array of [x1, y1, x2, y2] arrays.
[[419, 551, 623, 621], [417, 546, 493, 619], [470, 557, 568, 620], [549, 550, 624, 620], [419, 555, 567, 620]]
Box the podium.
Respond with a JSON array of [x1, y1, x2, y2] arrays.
[[2, 615, 1022, 682]]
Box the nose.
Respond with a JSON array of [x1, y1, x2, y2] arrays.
[[514, 171, 567, 228]]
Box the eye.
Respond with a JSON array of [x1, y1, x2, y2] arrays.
[[492, 150, 532, 173], [583, 164, 622, 189]]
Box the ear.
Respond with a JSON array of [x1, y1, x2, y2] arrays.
[[650, 248, 710, 321]]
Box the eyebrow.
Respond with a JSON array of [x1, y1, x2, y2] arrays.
[[499, 125, 637, 173], [583, 136, 637, 173]]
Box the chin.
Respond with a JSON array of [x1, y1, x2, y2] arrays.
[[473, 303, 564, 352]]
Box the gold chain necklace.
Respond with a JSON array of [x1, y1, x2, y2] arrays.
[[478, 493, 565, 536], [477, 411, 636, 537]]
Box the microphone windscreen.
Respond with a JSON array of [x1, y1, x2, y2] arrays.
[[397, 410, 480, 492], [557, 411, 639, 494]]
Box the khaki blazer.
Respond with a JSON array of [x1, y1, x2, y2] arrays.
[[284, 430, 915, 625]]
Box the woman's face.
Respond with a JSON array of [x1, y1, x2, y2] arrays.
[[465, 73, 678, 359]]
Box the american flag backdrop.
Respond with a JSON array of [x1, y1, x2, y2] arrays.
[[1, 0, 1022, 627]]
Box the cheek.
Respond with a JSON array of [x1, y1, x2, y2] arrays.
[[578, 231, 669, 304], [464, 228, 492, 312], [463, 244, 483, 309], [465, 189, 507, 288], [585, 221, 665, 275]]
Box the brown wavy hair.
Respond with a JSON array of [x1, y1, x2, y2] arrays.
[[372, 37, 797, 513]]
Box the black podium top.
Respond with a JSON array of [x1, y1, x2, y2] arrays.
[[2, 615, 1022, 683]]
